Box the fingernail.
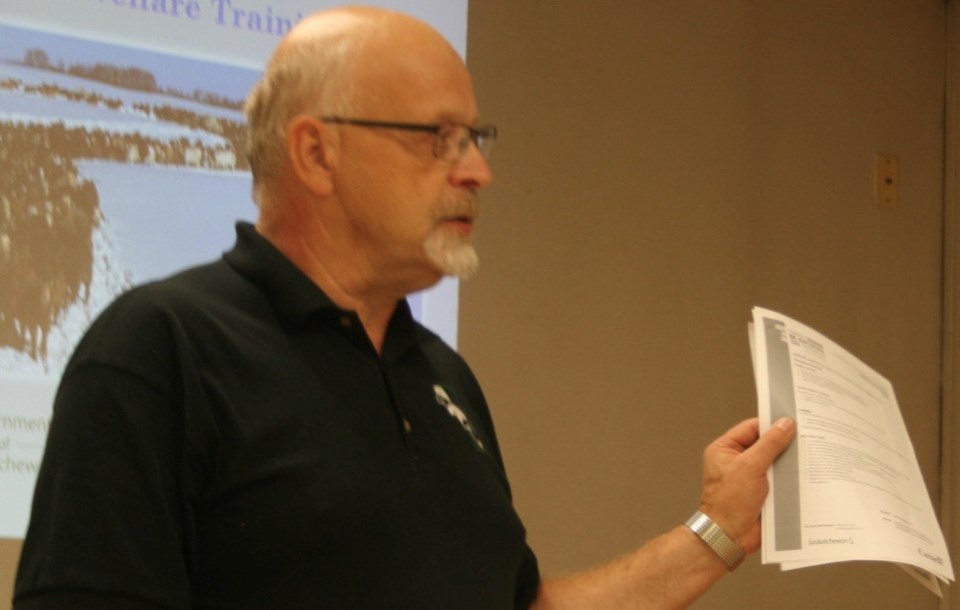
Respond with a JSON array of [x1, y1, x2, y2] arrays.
[[775, 417, 795, 433]]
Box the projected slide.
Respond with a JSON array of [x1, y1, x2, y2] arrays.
[[0, 24, 258, 373], [0, 0, 468, 539]]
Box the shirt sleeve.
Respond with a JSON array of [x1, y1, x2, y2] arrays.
[[514, 543, 542, 609], [14, 362, 194, 610]]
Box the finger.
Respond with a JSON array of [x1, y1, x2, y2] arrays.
[[715, 417, 760, 451], [743, 417, 795, 465]]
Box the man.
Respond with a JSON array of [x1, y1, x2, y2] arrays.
[[13, 6, 795, 609]]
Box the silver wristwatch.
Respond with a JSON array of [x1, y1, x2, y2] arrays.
[[685, 510, 746, 570]]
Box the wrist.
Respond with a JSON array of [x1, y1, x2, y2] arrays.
[[684, 510, 746, 571]]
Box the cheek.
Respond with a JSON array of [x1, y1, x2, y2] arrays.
[[336, 149, 451, 239], [380, 174, 447, 231], [353, 181, 437, 244]]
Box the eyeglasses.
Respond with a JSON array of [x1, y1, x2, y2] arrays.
[[320, 117, 497, 161]]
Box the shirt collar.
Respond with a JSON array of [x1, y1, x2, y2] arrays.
[[223, 222, 419, 358]]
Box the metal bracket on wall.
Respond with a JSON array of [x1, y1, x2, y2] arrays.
[[876, 152, 899, 209]]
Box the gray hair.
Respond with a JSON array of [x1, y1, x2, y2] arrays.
[[244, 31, 360, 204]]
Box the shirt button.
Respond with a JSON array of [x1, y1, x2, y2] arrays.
[[402, 418, 413, 434], [339, 315, 353, 328]]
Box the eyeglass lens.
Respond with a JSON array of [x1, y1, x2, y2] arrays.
[[439, 126, 495, 161]]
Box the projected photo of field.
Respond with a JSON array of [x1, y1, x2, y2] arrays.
[[0, 24, 259, 376]]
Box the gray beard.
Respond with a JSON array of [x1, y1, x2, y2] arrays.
[[423, 229, 479, 279]]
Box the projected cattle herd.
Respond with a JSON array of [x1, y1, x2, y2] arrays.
[[0, 47, 247, 366]]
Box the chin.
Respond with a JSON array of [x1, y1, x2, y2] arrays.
[[424, 239, 479, 280]]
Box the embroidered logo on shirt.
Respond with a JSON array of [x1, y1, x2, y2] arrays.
[[433, 384, 485, 450]]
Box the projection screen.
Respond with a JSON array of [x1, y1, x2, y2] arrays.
[[0, 0, 469, 540]]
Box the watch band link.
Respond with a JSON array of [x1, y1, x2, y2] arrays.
[[685, 510, 746, 571]]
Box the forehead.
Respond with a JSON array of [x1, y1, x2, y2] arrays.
[[351, 30, 479, 122]]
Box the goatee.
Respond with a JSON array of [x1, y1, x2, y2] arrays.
[[425, 194, 480, 279]]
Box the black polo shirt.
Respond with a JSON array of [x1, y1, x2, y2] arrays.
[[14, 222, 540, 610]]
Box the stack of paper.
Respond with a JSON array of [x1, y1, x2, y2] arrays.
[[750, 307, 953, 596]]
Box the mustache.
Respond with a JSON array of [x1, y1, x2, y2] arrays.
[[433, 193, 478, 221]]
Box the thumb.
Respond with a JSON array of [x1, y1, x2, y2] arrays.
[[745, 417, 796, 467]]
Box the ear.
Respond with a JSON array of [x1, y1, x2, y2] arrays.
[[286, 115, 337, 196]]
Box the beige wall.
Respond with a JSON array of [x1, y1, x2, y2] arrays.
[[0, 541, 16, 610], [943, 3, 959, 610], [461, 1, 948, 609], [0, 1, 952, 608]]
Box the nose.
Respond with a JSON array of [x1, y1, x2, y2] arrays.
[[449, 141, 493, 189]]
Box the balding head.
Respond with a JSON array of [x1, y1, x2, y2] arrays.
[[244, 6, 465, 203]]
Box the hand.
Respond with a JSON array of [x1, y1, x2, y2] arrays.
[[697, 417, 795, 553]]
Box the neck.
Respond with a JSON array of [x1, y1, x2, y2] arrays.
[[256, 217, 402, 354]]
